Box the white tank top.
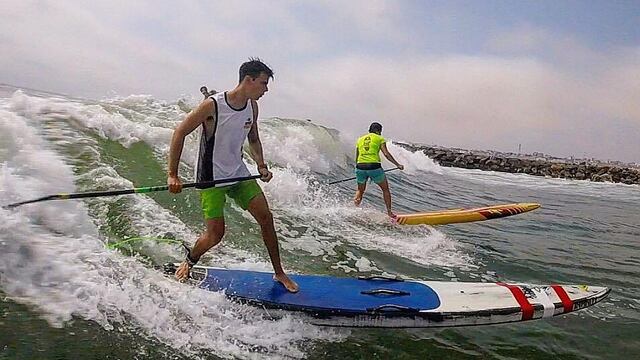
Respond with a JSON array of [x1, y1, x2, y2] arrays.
[[195, 91, 254, 187]]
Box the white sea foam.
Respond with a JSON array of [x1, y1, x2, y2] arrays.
[[0, 98, 347, 359], [3, 92, 481, 274], [444, 165, 640, 201], [386, 141, 443, 175]]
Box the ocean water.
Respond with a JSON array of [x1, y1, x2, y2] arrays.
[[0, 85, 638, 359]]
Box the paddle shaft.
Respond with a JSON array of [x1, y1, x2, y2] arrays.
[[3, 174, 262, 209], [328, 167, 399, 185]]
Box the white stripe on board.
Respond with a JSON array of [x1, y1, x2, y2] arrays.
[[532, 287, 556, 318]]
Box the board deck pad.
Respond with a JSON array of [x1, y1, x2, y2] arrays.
[[199, 268, 440, 314]]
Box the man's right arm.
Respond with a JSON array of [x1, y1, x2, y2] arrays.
[[167, 99, 214, 193]]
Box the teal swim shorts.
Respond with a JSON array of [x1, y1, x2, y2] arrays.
[[355, 168, 386, 184]]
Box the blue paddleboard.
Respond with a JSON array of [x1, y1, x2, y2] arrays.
[[167, 264, 440, 316], [163, 263, 610, 328]]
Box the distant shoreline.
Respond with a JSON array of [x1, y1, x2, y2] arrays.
[[397, 142, 640, 185]]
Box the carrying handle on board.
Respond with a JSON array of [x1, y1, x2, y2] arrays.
[[358, 275, 404, 282], [361, 289, 410, 296], [366, 304, 420, 313]]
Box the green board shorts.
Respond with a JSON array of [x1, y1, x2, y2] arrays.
[[200, 179, 263, 219], [355, 168, 386, 184]]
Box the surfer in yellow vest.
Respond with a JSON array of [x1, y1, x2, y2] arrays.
[[167, 58, 298, 293], [354, 122, 404, 218]]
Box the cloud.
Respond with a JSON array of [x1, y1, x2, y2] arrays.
[[317, 0, 406, 42], [0, 1, 638, 162], [0, 1, 200, 97], [267, 49, 640, 162], [0, 1, 348, 98]]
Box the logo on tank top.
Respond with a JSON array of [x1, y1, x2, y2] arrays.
[[363, 136, 371, 151], [244, 117, 253, 129]]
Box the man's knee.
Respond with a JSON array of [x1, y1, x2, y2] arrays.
[[203, 223, 225, 246], [377, 181, 390, 191], [254, 209, 274, 227]]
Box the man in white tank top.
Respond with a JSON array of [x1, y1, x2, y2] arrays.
[[167, 59, 298, 292]]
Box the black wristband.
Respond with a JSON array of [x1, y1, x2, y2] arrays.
[[181, 243, 198, 267], [185, 252, 198, 267]]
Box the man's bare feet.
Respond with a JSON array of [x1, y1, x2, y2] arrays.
[[388, 211, 397, 219], [273, 273, 299, 293], [389, 213, 399, 224], [175, 261, 191, 282], [354, 196, 362, 206]]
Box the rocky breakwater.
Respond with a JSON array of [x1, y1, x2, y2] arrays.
[[397, 142, 640, 185]]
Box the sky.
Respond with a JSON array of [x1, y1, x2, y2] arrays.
[[1, 0, 639, 163]]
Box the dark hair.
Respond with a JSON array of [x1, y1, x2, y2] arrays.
[[239, 57, 274, 83], [369, 122, 382, 134]]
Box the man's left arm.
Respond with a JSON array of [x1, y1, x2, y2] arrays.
[[381, 143, 404, 170], [247, 100, 273, 182]]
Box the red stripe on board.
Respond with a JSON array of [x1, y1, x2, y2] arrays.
[[497, 283, 534, 320], [551, 285, 574, 313]]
